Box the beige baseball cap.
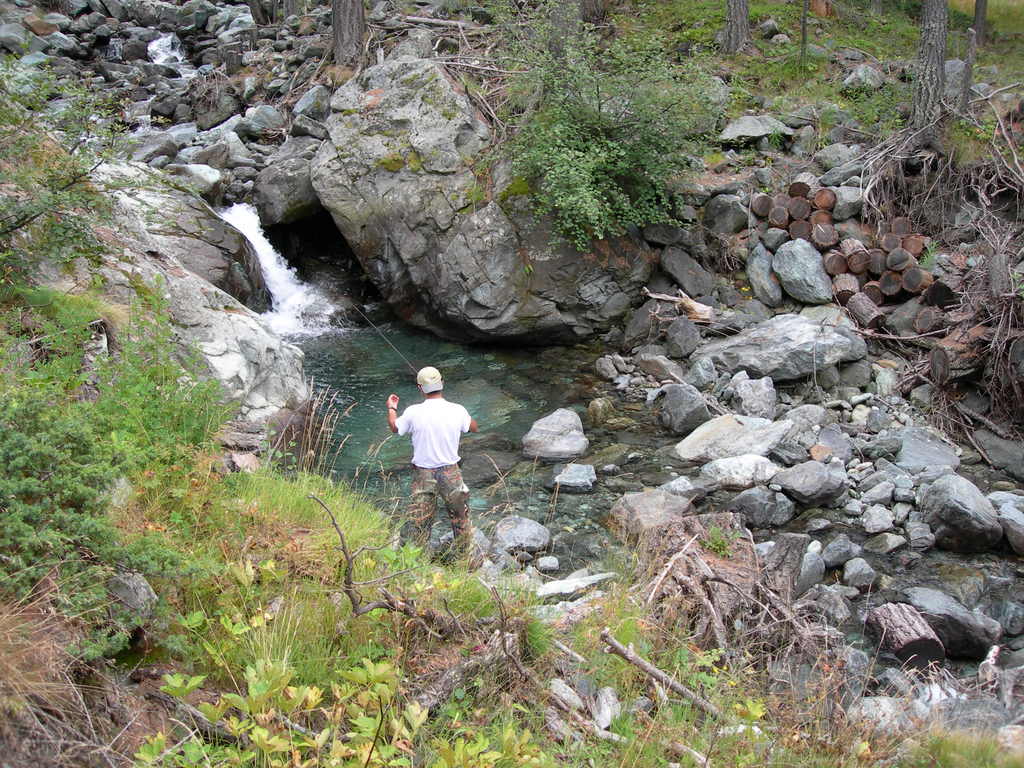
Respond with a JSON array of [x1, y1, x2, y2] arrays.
[[416, 366, 443, 393]]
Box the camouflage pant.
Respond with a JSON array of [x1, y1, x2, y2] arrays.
[[408, 463, 471, 548]]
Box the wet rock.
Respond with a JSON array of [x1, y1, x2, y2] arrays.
[[662, 247, 714, 296], [746, 242, 782, 307], [763, 533, 811, 598], [862, 532, 906, 554], [998, 504, 1024, 555], [522, 409, 589, 462], [986, 600, 1024, 636], [622, 299, 662, 350], [906, 521, 935, 550], [822, 533, 861, 568], [761, 228, 790, 252], [862, 504, 894, 533], [665, 316, 700, 359], [773, 461, 846, 505], [696, 314, 866, 382], [731, 372, 776, 419], [656, 383, 711, 436], [493, 516, 551, 553], [727, 487, 795, 528], [700, 454, 780, 490], [920, 474, 1003, 553], [797, 584, 853, 626], [608, 490, 691, 540], [253, 136, 323, 226], [718, 115, 793, 145], [684, 356, 717, 390], [636, 352, 686, 383], [164, 163, 223, 204], [594, 356, 618, 381], [905, 586, 1002, 659], [552, 463, 597, 494], [674, 414, 792, 462], [894, 426, 960, 472], [587, 397, 616, 426], [842, 558, 877, 591]]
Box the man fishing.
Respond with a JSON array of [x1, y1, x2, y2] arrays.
[[386, 366, 480, 559]]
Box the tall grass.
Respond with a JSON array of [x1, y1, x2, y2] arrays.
[[949, 0, 1024, 34]]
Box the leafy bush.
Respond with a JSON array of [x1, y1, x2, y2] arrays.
[[0, 56, 121, 285], [504, 13, 719, 250]]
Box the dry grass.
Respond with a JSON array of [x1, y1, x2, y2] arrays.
[[0, 596, 77, 712], [949, 0, 1024, 35]]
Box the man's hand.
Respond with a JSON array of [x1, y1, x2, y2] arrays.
[[386, 393, 400, 410], [386, 394, 400, 433]]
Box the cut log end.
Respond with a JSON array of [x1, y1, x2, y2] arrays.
[[833, 273, 859, 305], [812, 187, 836, 211], [866, 603, 945, 669]]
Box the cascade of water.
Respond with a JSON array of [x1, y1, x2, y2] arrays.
[[147, 33, 196, 80], [219, 203, 337, 337]]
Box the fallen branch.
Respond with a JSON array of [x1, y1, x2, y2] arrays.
[[641, 288, 715, 323], [599, 628, 722, 719]]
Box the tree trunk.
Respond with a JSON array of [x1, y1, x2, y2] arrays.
[[721, 0, 750, 54], [974, 0, 987, 46], [871, 0, 883, 13], [910, 0, 948, 144], [580, 0, 606, 24], [332, 0, 365, 68], [283, 0, 298, 19], [800, 0, 809, 64], [248, 0, 269, 25], [960, 28, 977, 112]]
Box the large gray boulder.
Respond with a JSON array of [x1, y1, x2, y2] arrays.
[[772, 239, 833, 304], [746, 242, 782, 307], [727, 487, 795, 528], [696, 314, 866, 381], [773, 461, 847, 505], [105, 164, 268, 311], [703, 194, 748, 235], [656, 383, 711, 435], [661, 247, 714, 295], [311, 53, 653, 342], [522, 409, 589, 461], [718, 115, 793, 145], [608, 489, 690, 541], [894, 426, 960, 471], [493, 516, 551, 553], [920, 474, 1004, 553], [674, 414, 792, 463], [253, 137, 323, 226], [41, 166, 307, 422], [665, 315, 700, 358], [904, 587, 1002, 659]]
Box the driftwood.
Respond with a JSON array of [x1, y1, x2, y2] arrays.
[[913, 306, 946, 334], [846, 292, 885, 329], [810, 209, 833, 227], [879, 270, 904, 298], [902, 234, 926, 256], [868, 248, 888, 276], [641, 288, 715, 323], [600, 628, 721, 719], [847, 249, 871, 274], [811, 222, 839, 250], [923, 279, 959, 308], [886, 247, 914, 270], [891, 216, 914, 235], [866, 603, 945, 668], [902, 267, 935, 294]]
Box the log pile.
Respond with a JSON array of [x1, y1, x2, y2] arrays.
[[750, 188, 962, 327]]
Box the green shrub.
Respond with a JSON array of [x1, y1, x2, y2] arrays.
[[505, 18, 717, 250]]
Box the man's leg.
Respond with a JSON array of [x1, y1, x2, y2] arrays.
[[433, 464, 472, 551], [406, 466, 438, 546]]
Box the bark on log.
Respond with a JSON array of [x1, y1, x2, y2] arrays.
[[886, 247, 914, 270], [788, 181, 811, 198], [902, 234, 926, 256], [833, 273, 859, 305], [812, 187, 836, 210], [880, 232, 903, 252], [787, 196, 812, 220], [751, 194, 773, 218], [901, 267, 934, 294], [922, 279, 959, 308], [847, 250, 871, 275], [823, 250, 849, 276], [789, 219, 812, 240], [879, 270, 904, 297], [847, 292, 885, 329], [931, 344, 981, 384], [866, 603, 945, 668], [809, 210, 833, 227], [913, 306, 946, 334], [811, 223, 839, 250], [862, 281, 885, 306], [768, 206, 790, 228], [868, 249, 887, 276]]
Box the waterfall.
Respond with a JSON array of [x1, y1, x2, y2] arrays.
[[147, 33, 196, 80], [220, 203, 336, 337]]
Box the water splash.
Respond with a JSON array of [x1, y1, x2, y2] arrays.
[[219, 203, 336, 337], [148, 33, 185, 65]]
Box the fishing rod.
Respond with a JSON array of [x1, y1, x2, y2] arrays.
[[348, 302, 419, 377]]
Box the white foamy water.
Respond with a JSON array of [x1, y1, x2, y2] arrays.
[[148, 33, 196, 79], [220, 203, 336, 337]]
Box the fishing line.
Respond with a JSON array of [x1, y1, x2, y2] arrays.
[[349, 302, 419, 376]]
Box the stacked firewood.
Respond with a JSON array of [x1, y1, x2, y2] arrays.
[[750, 188, 961, 334]]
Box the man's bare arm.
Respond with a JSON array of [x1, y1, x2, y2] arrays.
[[387, 394, 399, 433], [468, 417, 479, 433]]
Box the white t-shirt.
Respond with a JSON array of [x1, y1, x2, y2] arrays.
[[395, 398, 472, 469]]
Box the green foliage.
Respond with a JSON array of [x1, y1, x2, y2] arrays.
[[901, 731, 1024, 768], [701, 525, 739, 557], [0, 57, 122, 284], [501, 5, 716, 250]]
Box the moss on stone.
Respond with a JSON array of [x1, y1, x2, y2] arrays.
[[406, 151, 423, 172], [498, 176, 531, 202], [377, 153, 406, 172]]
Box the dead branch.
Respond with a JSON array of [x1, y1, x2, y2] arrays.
[[642, 287, 715, 323], [599, 628, 722, 719]]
